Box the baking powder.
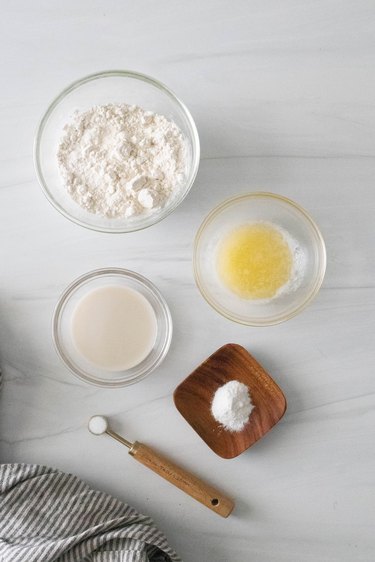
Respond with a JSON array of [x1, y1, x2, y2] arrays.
[[211, 380, 254, 432]]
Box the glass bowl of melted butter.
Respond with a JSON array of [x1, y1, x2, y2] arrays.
[[193, 193, 326, 326]]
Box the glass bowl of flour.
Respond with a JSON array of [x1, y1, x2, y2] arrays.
[[194, 192, 326, 326], [34, 71, 200, 233]]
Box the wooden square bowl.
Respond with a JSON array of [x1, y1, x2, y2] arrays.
[[173, 344, 287, 459]]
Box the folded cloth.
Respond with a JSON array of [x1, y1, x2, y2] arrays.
[[0, 464, 182, 562]]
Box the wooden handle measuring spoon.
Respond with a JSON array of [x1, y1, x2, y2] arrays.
[[88, 415, 234, 518]]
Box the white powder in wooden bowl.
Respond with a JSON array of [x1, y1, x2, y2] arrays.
[[211, 380, 254, 432]]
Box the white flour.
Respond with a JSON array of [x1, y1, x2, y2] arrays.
[[57, 103, 188, 218], [211, 380, 254, 432]]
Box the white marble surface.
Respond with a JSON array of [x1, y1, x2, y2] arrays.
[[1, 1, 375, 560]]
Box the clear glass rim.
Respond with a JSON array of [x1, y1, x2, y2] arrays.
[[193, 192, 327, 326], [53, 267, 173, 387], [34, 70, 200, 233]]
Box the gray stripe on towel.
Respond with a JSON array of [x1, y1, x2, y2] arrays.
[[0, 464, 182, 562]]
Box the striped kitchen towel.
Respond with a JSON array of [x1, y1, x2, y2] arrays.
[[0, 464, 182, 562]]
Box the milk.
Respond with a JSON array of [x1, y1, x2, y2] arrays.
[[72, 286, 157, 371]]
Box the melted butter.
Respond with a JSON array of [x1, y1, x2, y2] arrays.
[[217, 222, 293, 299]]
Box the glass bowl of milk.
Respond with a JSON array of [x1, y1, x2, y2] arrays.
[[53, 268, 172, 387]]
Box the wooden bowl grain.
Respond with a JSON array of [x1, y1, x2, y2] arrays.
[[174, 344, 287, 459]]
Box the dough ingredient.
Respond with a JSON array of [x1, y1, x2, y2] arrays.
[[57, 103, 188, 218], [211, 380, 254, 432]]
